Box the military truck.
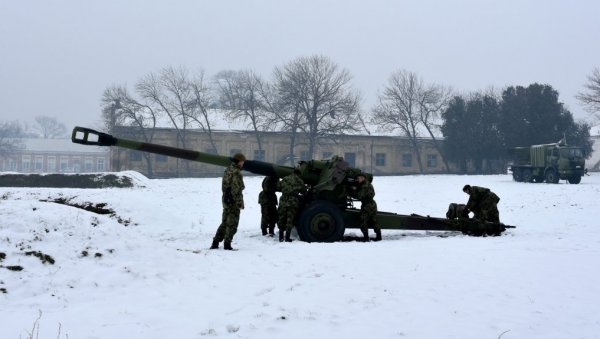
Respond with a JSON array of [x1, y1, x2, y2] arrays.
[[508, 139, 586, 184], [71, 126, 515, 241]]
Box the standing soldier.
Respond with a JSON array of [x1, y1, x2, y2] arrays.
[[277, 168, 306, 242], [462, 185, 500, 223], [258, 176, 279, 236], [351, 174, 382, 241], [210, 153, 246, 250]]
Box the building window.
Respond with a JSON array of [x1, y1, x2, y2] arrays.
[[427, 154, 438, 168], [344, 152, 356, 167], [60, 157, 69, 172], [8, 158, 16, 171], [85, 158, 93, 171], [206, 148, 217, 154], [375, 153, 386, 166], [35, 156, 44, 171], [72, 158, 81, 173], [48, 157, 56, 172], [97, 158, 105, 171], [156, 154, 168, 162], [22, 156, 31, 172], [322, 151, 333, 160], [300, 151, 310, 161], [254, 149, 265, 161], [130, 150, 142, 161], [402, 154, 412, 167]]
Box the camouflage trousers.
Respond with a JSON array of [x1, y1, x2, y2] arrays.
[[278, 196, 299, 231], [260, 203, 278, 227], [360, 200, 380, 234], [213, 206, 240, 242], [473, 198, 499, 223]]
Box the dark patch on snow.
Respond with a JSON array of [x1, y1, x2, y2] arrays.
[[24, 251, 55, 265], [2, 265, 24, 271], [0, 173, 135, 188], [41, 197, 132, 226]]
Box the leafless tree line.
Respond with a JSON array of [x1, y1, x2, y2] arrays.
[[100, 55, 456, 175]]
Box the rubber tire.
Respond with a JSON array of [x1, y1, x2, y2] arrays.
[[545, 169, 559, 184], [297, 200, 346, 243], [568, 176, 581, 184], [512, 168, 522, 182], [522, 169, 533, 183]]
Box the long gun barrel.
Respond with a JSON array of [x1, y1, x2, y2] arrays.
[[71, 126, 295, 178]]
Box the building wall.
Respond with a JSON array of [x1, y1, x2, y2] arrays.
[[1, 152, 110, 173], [111, 128, 452, 178], [0, 139, 110, 174]]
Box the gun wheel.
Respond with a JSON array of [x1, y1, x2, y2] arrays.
[[297, 200, 345, 242]]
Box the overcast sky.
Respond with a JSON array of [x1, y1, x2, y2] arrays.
[[1, 0, 599, 132]]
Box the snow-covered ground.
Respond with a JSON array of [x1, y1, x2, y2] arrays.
[[1, 172, 599, 339]]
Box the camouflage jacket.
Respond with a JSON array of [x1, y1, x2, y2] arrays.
[[354, 181, 376, 203], [277, 173, 306, 202], [466, 186, 499, 211], [222, 163, 245, 209], [258, 176, 278, 206]]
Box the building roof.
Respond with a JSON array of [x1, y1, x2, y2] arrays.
[[22, 138, 108, 154]]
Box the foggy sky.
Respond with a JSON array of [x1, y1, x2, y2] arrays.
[[1, 0, 599, 131]]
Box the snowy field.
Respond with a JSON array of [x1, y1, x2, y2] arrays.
[[1, 172, 599, 339]]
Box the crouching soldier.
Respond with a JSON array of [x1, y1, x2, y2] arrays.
[[462, 185, 500, 223]]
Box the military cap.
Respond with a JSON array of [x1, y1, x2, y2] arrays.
[[233, 153, 246, 163]]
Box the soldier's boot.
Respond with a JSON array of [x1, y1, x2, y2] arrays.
[[261, 223, 268, 236], [268, 224, 275, 237], [285, 229, 293, 242], [374, 229, 382, 242], [361, 229, 370, 242], [224, 240, 235, 251], [279, 229, 285, 242], [209, 239, 219, 249]]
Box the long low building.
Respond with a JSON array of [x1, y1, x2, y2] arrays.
[[109, 128, 452, 178], [0, 138, 110, 174]]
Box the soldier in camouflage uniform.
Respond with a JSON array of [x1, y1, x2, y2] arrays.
[[462, 184, 500, 223], [210, 153, 246, 250], [258, 176, 279, 236], [351, 174, 382, 241], [277, 168, 307, 242]]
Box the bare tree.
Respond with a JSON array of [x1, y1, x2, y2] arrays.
[[371, 70, 429, 173], [101, 85, 159, 176], [187, 70, 220, 154], [0, 121, 25, 157], [214, 69, 270, 159], [33, 116, 66, 139], [137, 66, 196, 176], [272, 55, 362, 160], [418, 83, 454, 172], [577, 67, 600, 121]]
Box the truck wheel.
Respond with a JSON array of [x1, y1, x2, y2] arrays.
[[297, 200, 345, 243], [512, 168, 522, 182], [568, 176, 581, 184], [522, 169, 533, 183], [545, 169, 559, 184]]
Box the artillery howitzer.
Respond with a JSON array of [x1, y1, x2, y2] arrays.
[[72, 126, 516, 242]]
